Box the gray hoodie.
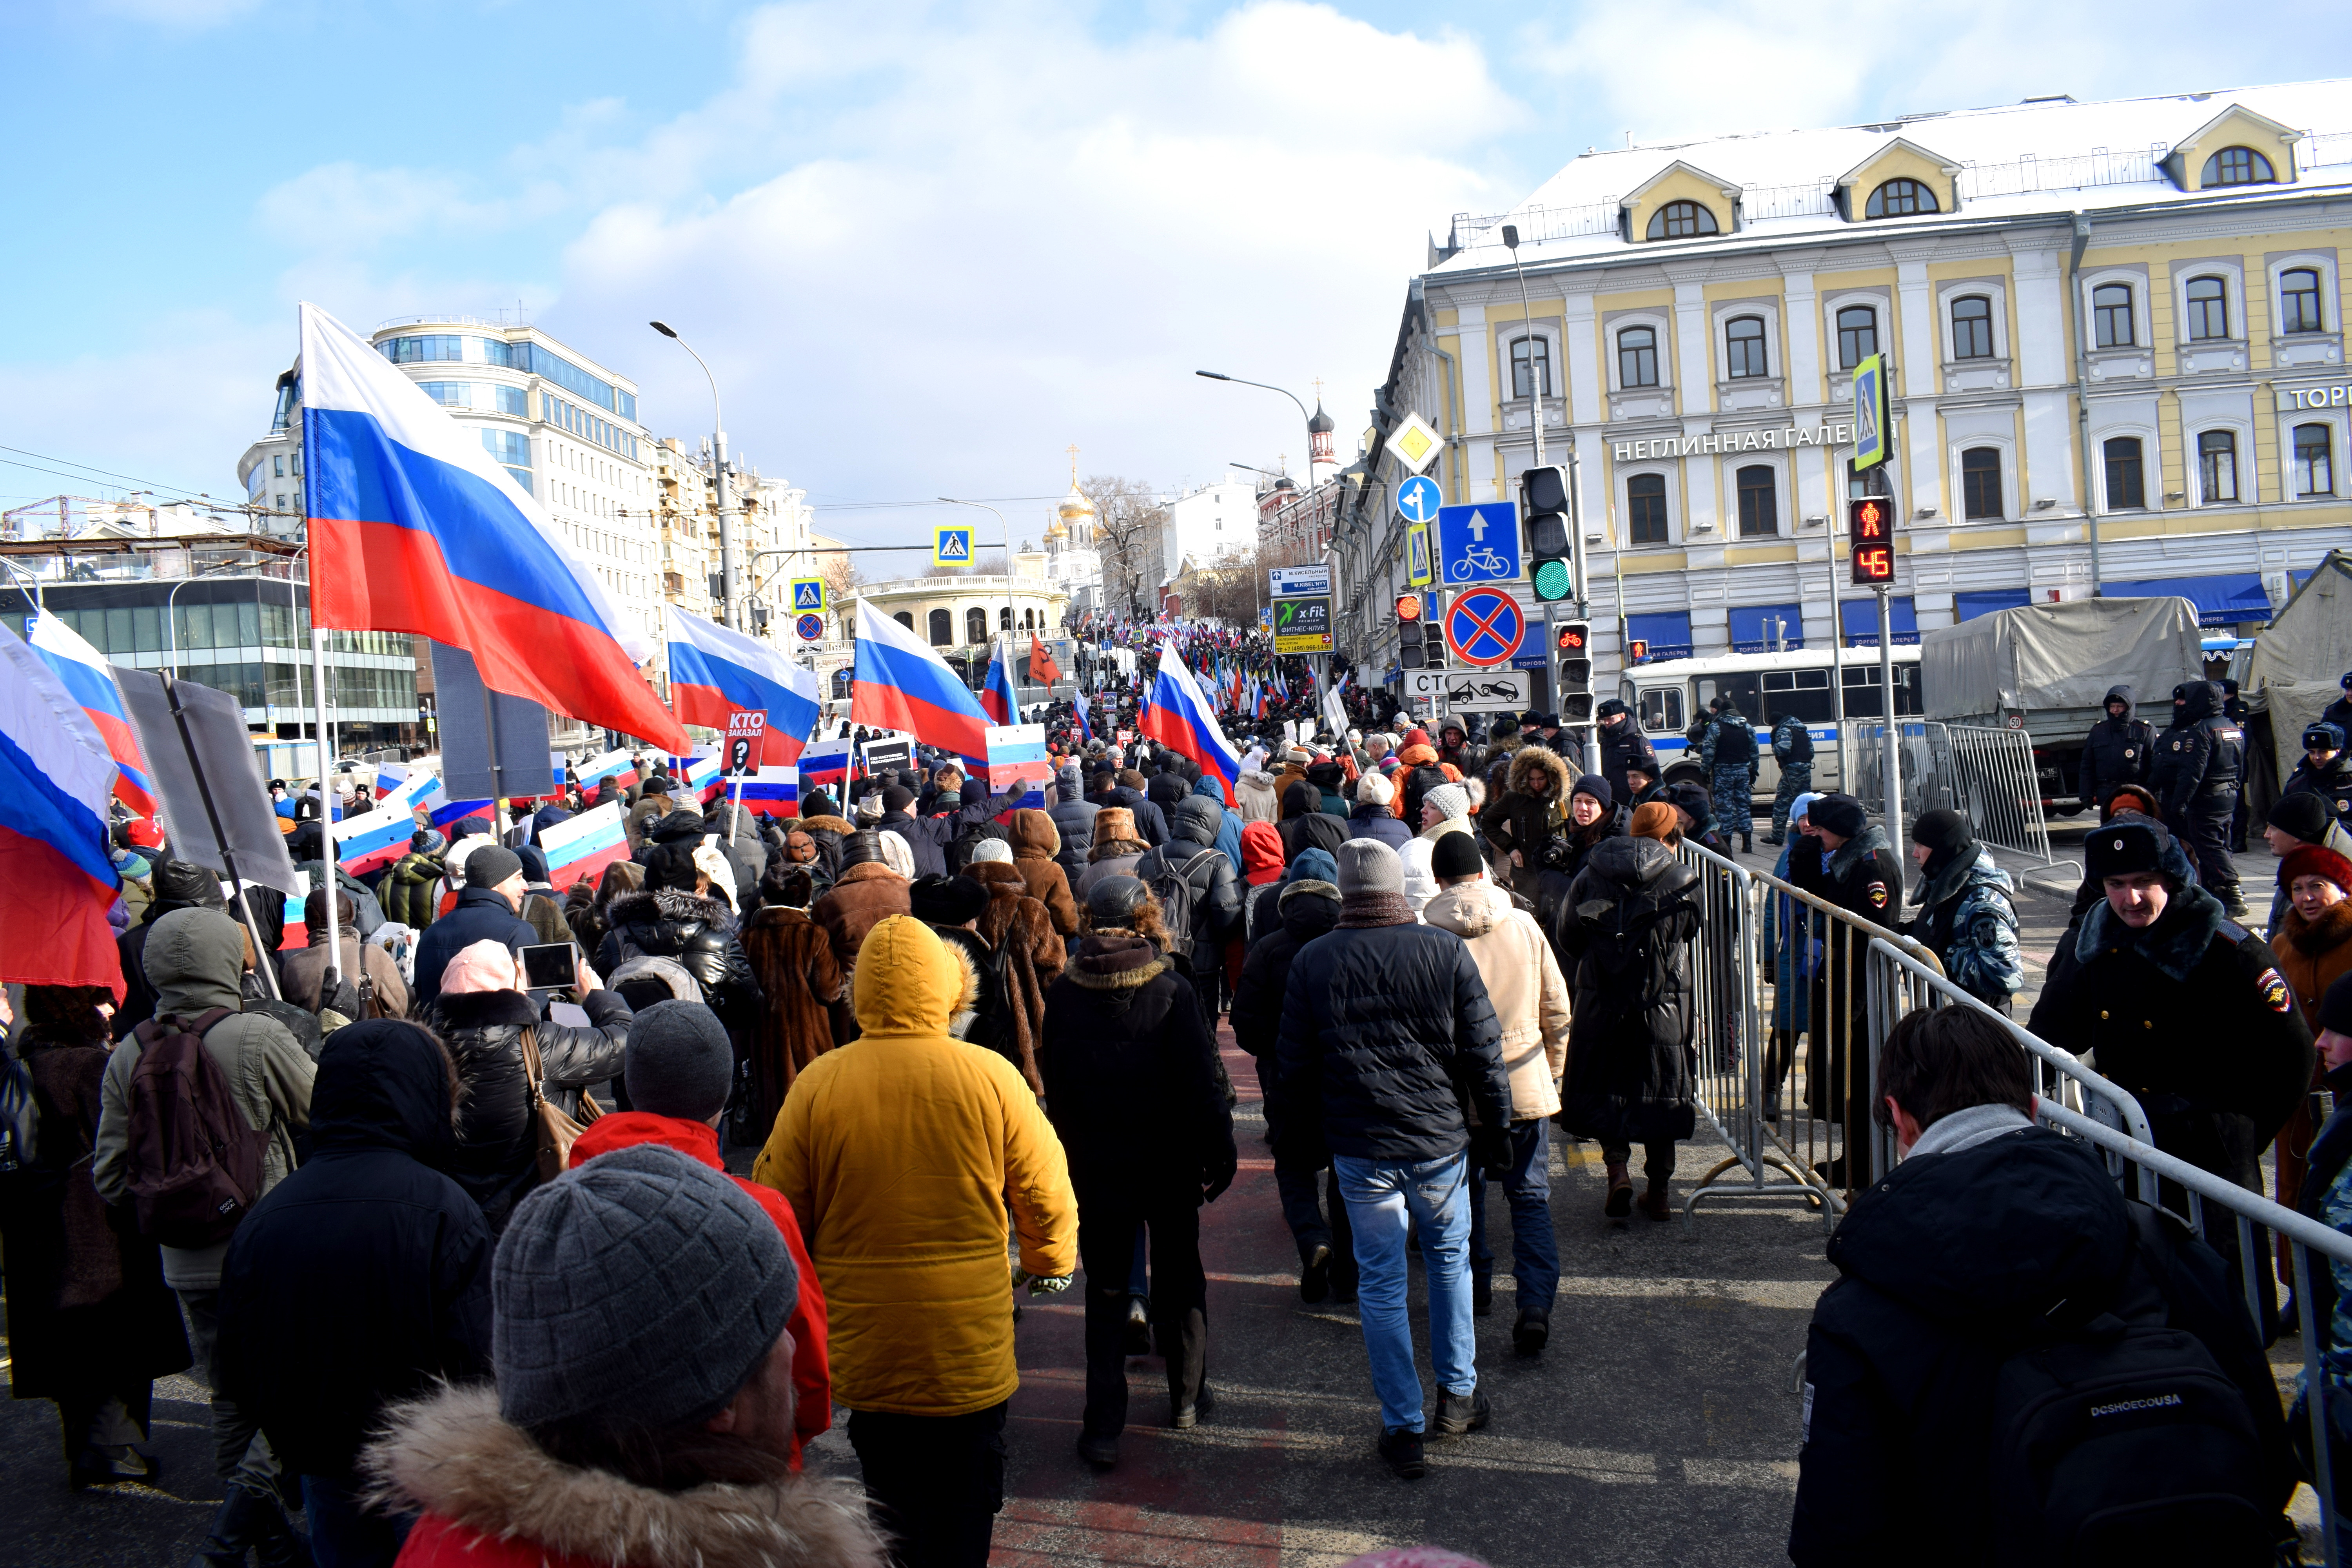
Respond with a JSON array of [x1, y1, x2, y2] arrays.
[[93, 907, 316, 1289]]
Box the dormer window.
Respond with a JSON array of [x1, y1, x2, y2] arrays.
[[1646, 200, 1719, 240], [1864, 178, 1938, 218], [2201, 146, 2275, 186]]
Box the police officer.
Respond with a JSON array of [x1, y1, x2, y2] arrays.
[[1593, 697, 1657, 807], [2149, 680, 2247, 917], [2325, 671, 2352, 737], [2076, 684, 2152, 812], [2287, 721, 2352, 826], [1766, 709, 1813, 846], [1700, 695, 1759, 854]]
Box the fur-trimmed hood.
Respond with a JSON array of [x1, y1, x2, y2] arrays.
[[1065, 931, 1167, 990], [606, 886, 736, 939], [1507, 745, 1573, 803], [363, 1383, 887, 1568], [795, 814, 854, 838], [2284, 897, 2352, 958]]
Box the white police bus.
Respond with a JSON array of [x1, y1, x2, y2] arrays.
[[1622, 646, 1923, 806]]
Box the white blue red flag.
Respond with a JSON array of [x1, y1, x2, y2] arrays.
[[1139, 645, 1240, 804], [298, 303, 686, 751], [798, 739, 851, 793], [851, 600, 990, 766], [981, 636, 1018, 726], [665, 605, 823, 765], [734, 766, 800, 818], [537, 801, 630, 891], [27, 610, 157, 817], [1072, 690, 1093, 744], [0, 622, 123, 996], [335, 800, 424, 876]]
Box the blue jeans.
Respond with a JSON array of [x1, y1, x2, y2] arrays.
[[1334, 1151, 1476, 1433], [301, 1474, 411, 1568], [1468, 1119, 1559, 1314]]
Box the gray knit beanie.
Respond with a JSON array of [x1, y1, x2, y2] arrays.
[[1421, 782, 1470, 823], [622, 1001, 734, 1123], [1335, 838, 1405, 897], [493, 1144, 795, 1430]]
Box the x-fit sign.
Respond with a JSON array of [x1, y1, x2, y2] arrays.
[[1444, 587, 1526, 668]]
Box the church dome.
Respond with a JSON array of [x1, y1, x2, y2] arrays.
[[1307, 400, 1335, 434], [1058, 483, 1095, 522]]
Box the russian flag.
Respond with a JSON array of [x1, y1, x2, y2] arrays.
[[799, 739, 851, 793], [537, 801, 630, 891], [0, 623, 124, 998], [666, 605, 824, 766], [335, 799, 422, 876], [735, 766, 800, 818], [662, 753, 723, 805], [851, 599, 990, 767], [298, 303, 688, 752], [981, 636, 1019, 726], [1072, 691, 1093, 744], [27, 610, 158, 818], [1139, 645, 1241, 806], [572, 750, 640, 798], [983, 725, 1051, 812]]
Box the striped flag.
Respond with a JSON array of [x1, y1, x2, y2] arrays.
[[0, 622, 123, 996], [27, 609, 157, 817], [851, 600, 990, 767], [798, 739, 852, 793], [1138, 645, 1240, 804], [666, 605, 823, 765], [734, 766, 800, 818], [335, 800, 423, 876], [537, 801, 630, 891]]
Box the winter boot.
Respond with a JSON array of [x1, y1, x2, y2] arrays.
[[1512, 1306, 1549, 1357], [1299, 1243, 1332, 1304], [1432, 1387, 1491, 1437], [1742, 832, 1755, 853], [250, 1494, 314, 1568], [1637, 1183, 1675, 1223], [1472, 1271, 1492, 1317], [1603, 1161, 1633, 1218]]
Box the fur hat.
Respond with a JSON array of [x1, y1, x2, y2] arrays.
[[2084, 819, 2171, 880]]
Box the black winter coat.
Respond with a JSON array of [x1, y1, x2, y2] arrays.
[[1049, 794, 1097, 879], [426, 987, 632, 1232], [1556, 835, 1700, 1145], [1276, 782, 1347, 866], [2027, 882, 2314, 1192], [113, 892, 221, 1039], [1041, 935, 1236, 1211], [1789, 1124, 2293, 1565], [1231, 884, 1341, 1067], [1089, 785, 1169, 848], [1135, 796, 1243, 956], [409, 886, 540, 1011], [595, 887, 764, 1034], [214, 1020, 492, 1483], [2149, 681, 2243, 820], [2078, 684, 2155, 805], [877, 808, 952, 878], [2284, 751, 2352, 828], [1272, 916, 1510, 1164], [1597, 717, 1659, 804]]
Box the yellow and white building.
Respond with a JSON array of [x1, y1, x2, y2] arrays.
[[1347, 82, 2352, 679]]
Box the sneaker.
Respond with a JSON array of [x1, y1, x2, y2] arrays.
[[1171, 1383, 1216, 1430], [1076, 1431, 1120, 1470], [1512, 1307, 1549, 1358], [1299, 1243, 1332, 1304], [1378, 1426, 1426, 1479], [1432, 1387, 1490, 1437]]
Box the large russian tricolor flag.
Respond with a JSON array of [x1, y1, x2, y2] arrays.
[[798, 739, 851, 794], [851, 600, 990, 767], [1139, 645, 1241, 805], [298, 303, 687, 752], [537, 802, 630, 891], [981, 637, 1017, 726], [666, 606, 824, 766], [0, 623, 125, 997], [27, 610, 158, 817]]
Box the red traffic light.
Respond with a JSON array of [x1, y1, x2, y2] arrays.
[[1628, 638, 1650, 662], [1848, 497, 1889, 541], [1396, 593, 1423, 622], [1555, 622, 1588, 652]]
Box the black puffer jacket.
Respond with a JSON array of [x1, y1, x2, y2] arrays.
[[2078, 684, 2154, 806], [1556, 835, 1700, 1145], [1135, 796, 1243, 956], [1049, 788, 1096, 879], [1231, 881, 1341, 1091], [594, 887, 764, 1033], [427, 987, 632, 1232], [1790, 1123, 2293, 1564], [1089, 784, 1169, 848], [1275, 781, 1347, 866], [1533, 801, 1631, 945], [1272, 915, 1509, 1164], [1596, 712, 1658, 806], [215, 1020, 491, 1483]]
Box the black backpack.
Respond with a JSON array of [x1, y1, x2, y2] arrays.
[[1780, 718, 1815, 766], [0, 1042, 37, 1176], [1987, 1205, 2279, 1566], [1140, 847, 1215, 951]]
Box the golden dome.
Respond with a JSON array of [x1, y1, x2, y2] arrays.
[[1057, 483, 1094, 522]]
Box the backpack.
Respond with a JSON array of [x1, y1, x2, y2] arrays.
[[1142, 847, 1216, 949], [1986, 1206, 2278, 1566], [123, 1009, 267, 1249], [1780, 718, 1814, 766]]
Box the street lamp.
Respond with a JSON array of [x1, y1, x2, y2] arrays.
[[1196, 372, 1316, 485], [649, 321, 740, 632]]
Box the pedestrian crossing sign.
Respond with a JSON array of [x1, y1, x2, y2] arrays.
[[791, 577, 826, 612], [934, 526, 973, 566]]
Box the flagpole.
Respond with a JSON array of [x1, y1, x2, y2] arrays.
[[309, 617, 342, 993]]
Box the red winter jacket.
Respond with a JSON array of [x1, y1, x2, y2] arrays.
[[566, 1112, 831, 1464]]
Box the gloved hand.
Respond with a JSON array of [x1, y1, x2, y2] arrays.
[[1468, 1123, 1514, 1180]]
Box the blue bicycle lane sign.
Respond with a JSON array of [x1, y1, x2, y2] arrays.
[[1434, 501, 1520, 585]]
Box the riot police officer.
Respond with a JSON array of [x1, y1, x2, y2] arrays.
[[1700, 695, 1759, 854], [2149, 680, 2246, 916], [1767, 710, 1814, 845], [2076, 684, 2152, 812]]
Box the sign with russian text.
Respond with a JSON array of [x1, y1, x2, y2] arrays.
[[722, 711, 766, 778], [1613, 420, 1858, 463]]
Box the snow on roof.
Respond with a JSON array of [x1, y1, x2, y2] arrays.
[[1434, 79, 2352, 272]]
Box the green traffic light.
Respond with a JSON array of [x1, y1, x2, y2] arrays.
[[1532, 559, 1573, 601]]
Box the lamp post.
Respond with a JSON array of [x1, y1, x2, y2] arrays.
[[1499, 225, 1548, 467], [1196, 372, 1316, 485], [649, 321, 739, 632], [938, 497, 1017, 705]]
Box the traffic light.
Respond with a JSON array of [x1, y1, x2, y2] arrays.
[[1521, 465, 1574, 602], [1627, 637, 1651, 664], [1554, 617, 1594, 723], [1848, 497, 1896, 586], [1397, 592, 1426, 670]]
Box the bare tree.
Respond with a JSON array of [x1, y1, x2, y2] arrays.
[[1084, 474, 1167, 620], [1181, 542, 1265, 628]]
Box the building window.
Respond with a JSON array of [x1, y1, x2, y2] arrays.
[[1951, 295, 1994, 359], [999, 607, 1014, 630], [2185, 276, 2230, 341], [1645, 200, 1719, 241], [1617, 326, 1659, 388], [1626, 474, 1669, 544], [895, 611, 916, 632], [1724, 316, 1768, 379], [1509, 336, 1552, 399], [1735, 465, 1778, 536], [495, 385, 530, 417], [2281, 268, 2326, 334], [1864, 178, 1938, 218], [928, 608, 952, 645], [1836, 306, 1877, 369], [965, 607, 988, 643], [2102, 437, 2146, 510], [1961, 447, 2003, 519], [2197, 430, 2239, 503], [2294, 424, 2334, 496], [2092, 283, 2135, 347], [2201, 145, 2275, 187]]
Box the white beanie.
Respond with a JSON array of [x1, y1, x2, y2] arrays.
[[1356, 771, 1394, 807]]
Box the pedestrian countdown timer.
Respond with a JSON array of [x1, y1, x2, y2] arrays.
[[1848, 498, 1895, 585]]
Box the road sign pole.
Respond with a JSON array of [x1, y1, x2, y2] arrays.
[[1877, 583, 1901, 850]]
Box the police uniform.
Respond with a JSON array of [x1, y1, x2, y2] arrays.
[[2147, 680, 2245, 913], [1594, 699, 1658, 808], [2076, 683, 2153, 810], [2285, 723, 2352, 829], [1700, 701, 1759, 848], [1768, 712, 1814, 844]]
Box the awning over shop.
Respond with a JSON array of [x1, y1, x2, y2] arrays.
[[1839, 595, 1918, 646], [1729, 602, 1806, 653], [2102, 572, 2272, 628], [1954, 588, 2031, 622], [1625, 611, 1693, 663]]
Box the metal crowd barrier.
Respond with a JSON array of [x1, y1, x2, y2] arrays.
[[1850, 719, 2062, 876]]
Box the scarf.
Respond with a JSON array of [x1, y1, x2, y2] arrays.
[[1336, 890, 1413, 929]]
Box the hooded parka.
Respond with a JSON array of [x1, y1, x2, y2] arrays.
[[1555, 836, 1700, 1145], [1009, 808, 1080, 935], [2079, 684, 2154, 807], [1483, 746, 1573, 886]]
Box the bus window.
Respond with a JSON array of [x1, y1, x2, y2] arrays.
[[1896, 663, 1923, 716], [1842, 662, 1884, 719], [1638, 688, 1683, 733], [1762, 668, 1836, 725], [1717, 673, 1764, 720]]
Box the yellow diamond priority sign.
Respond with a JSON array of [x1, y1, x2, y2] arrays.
[[1387, 411, 1443, 475]]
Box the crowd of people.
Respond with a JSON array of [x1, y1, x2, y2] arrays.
[[5, 662, 2352, 1565]]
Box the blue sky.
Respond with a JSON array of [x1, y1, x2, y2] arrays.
[[2, 0, 2332, 547]]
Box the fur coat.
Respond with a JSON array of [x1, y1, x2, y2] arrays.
[[965, 860, 1065, 1093], [1008, 809, 1080, 936], [1481, 746, 1573, 886], [743, 904, 847, 1138], [365, 1383, 886, 1568]]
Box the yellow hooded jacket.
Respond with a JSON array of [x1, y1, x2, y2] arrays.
[[753, 915, 1077, 1417]]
